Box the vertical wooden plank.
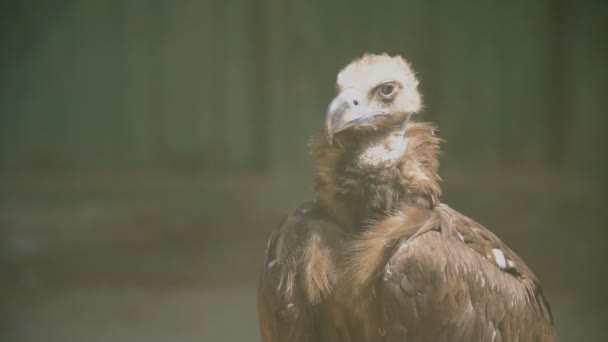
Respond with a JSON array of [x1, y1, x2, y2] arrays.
[[0, 3, 81, 168], [160, 0, 183, 164], [546, 0, 573, 166], [249, 0, 269, 171], [107, 0, 129, 165], [223, 0, 254, 170], [122, 0, 158, 164], [435, 0, 486, 162], [62, 0, 89, 166], [42, 2, 79, 167], [163, 0, 220, 168], [287, 0, 325, 171], [0, 3, 26, 167], [66, 0, 128, 166], [0, 4, 47, 167], [564, 0, 608, 183], [474, 0, 507, 161], [417, 0, 442, 124], [323, 0, 357, 63], [263, 0, 290, 172], [496, 1, 552, 163], [148, 0, 170, 164]]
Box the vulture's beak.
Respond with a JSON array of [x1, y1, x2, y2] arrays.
[[325, 94, 389, 144]]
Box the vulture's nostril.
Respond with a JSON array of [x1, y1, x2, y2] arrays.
[[353, 100, 359, 106]]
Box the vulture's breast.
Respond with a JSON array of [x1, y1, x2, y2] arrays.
[[356, 131, 408, 168]]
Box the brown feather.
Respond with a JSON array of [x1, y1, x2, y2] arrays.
[[301, 231, 337, 304]]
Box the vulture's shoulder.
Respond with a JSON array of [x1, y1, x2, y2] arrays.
[[257, 201, 344, 341], [377, 204, 555, 341]]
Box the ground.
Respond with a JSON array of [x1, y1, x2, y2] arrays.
[[1, 166, 606, 341]]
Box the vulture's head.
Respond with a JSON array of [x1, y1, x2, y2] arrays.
[[325, 54, 422, 144]]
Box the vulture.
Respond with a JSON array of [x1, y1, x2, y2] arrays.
[[257, 54, 556, 341]]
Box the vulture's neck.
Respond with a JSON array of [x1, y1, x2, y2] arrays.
[[313, 121, 441, 230]]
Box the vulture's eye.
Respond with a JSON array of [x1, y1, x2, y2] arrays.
[[378, 82, 397, 99]]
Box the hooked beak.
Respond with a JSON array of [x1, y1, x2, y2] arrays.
[[324, 95, 389, 144]]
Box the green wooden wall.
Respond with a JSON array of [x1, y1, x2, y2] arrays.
[[0, 0, 606, 177]]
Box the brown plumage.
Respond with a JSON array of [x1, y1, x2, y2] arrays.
[[257, 54, 556, 341]]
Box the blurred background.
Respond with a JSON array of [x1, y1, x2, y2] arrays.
[[0, 0, 606, 341]]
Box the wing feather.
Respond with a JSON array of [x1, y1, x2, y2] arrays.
[[257, 201, 344, 342], [379, 205, 556, 341]]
